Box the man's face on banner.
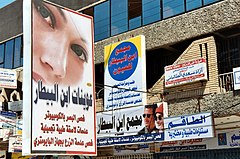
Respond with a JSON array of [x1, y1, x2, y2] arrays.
[[143, 107, 155, 130], [32, 0, 89, 86]]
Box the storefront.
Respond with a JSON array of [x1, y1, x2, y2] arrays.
[[154, 148, 240, 159]]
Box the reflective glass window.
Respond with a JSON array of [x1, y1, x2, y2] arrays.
[[128, 0, 142, 30], [142, 0, 161, 25], [129, 16, 141, 30], [94, 1, 110, 41], [111, 0, 128, 36], [14, 36, 22, 68], [5, 40, 14, 69], [186, 0, 202, 11], [204, 0, 220, 5], [163, 0, 184, 19], [0, 44, 4, 68]]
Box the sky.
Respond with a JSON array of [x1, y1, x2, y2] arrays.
[[0, 0, 15, 9]]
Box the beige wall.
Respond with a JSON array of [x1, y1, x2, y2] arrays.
[[148, 36, 219, 104]]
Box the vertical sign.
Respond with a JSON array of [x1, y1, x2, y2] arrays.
[[104, 35, 146, 110], [23, 0, 96, 155]]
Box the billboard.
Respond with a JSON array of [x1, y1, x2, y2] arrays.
[[165, 58, 208, 87], [164, 112, 214, 141], [104, 35, 147, 110], [23, 0, 96, 155], [97, 103, 167, 146]]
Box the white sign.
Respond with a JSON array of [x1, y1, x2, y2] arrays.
[[104, 35, 147, 110], [23, 0, 96, 155], [233, 67, 240, 90], [0, 112, 16, 129], [156, 129, 240, 152], [0, 68, 17, 89], [164, 112, 214, 141], [8, 100, 23, 112], [9, 136, 22, 152], [165, 58, 208, 87], [97, 106, 144, 138]]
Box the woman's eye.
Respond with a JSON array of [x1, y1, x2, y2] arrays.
[[35, 2, 55, 28], [71, 44, 88, 62]]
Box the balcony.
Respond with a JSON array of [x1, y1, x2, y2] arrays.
[[218, 72, 233, 92]]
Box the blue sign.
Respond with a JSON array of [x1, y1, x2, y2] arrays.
[[108, 42, 138, 81], [0, 111, 16, 119], [97, 132, 164, 147]]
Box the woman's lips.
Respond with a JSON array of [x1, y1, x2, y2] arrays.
[[33, 72, 46, 83]]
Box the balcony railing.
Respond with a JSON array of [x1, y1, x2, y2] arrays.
[[218, 72, 233, 92]]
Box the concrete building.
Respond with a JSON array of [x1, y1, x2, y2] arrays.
[[0, 0, 240, 158]]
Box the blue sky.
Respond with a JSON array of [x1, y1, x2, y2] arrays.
[[0, 0, 15, 9]]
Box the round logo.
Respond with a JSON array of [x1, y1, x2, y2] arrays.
[[108, 42, 138, 81]]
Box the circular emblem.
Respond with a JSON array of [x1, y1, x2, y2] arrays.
[[108, 42, 138, 81]]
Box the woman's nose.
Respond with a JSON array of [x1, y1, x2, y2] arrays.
[[40, 46, 68, 78]]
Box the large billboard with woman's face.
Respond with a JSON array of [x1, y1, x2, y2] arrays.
[[23, 0, 96, 155]]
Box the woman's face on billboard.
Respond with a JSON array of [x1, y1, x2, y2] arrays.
[[32, 0, 89, 86]]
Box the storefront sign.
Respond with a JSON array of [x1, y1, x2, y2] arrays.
[[155, 129, 240, 153], [165, 58, 207, 87], [97, 103, 167, 146], [97, 132, 164, 147], [8, 100, 23, 112], [0, 68, 17, 89], [97, 106, 144, 138], [9, 136, 22, 152], [104, 35, 147, 110], [164, 112, 214, 141], [0, 111, 16, 128]]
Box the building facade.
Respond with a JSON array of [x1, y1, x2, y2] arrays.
[[1, 0, 240, 158]]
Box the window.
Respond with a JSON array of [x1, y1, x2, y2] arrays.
[[81, 0, 221, 41], [14, 36, 22, 68], [128, 0, 142, 30], [0, 35, 23, 69], [5, 40, 14, 69], [204, 0, 220, 5], [111, 0, 128, 36], [216, 36, 240, 74], [142, 0, 161, 25], [129, 16, 141, 30], [186, 0, 202, 11], [94, 1, 110, 41], [163, 0, 184, 19], [0, 44, 4, 68]]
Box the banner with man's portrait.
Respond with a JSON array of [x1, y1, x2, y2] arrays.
[[23, 0, 96, 155], [97, 102, 168, 146]]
